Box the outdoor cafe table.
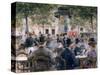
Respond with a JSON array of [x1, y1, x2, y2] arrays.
[[76, 55, 87, 68]]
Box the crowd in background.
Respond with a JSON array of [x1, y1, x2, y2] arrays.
[[17, 30, 97, 71]]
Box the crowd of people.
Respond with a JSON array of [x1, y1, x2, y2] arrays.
[[18, 31, 97, 71]]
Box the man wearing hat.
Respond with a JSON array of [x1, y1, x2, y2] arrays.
[[58, 38, 77, 70]]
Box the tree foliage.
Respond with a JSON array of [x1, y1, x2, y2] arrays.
[[16, 2, 57, 27], [59, 5, 97, 30], [15, 2, 97, 32]]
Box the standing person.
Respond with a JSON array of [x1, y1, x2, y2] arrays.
[[39, 34, 46, 44], [56, 34, 60, 43], [63, 33, 68, 48], [57, 38, 77, 70]]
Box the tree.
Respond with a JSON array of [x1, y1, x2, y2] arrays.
[[59, 6, 97, 32], [79, 6, 97, 32], [16, 2, 57, 33], [16, 2, 38, 33]]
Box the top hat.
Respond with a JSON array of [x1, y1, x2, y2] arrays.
[[88, 38, 96, 47], [66, 38, 72, 47]]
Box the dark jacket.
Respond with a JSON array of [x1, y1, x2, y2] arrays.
[[60, 47, 77, 69], [25, 37, 37, 47], [39, 35, 45, 43]]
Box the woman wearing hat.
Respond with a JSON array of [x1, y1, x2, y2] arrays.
[[86, 38, 97, 68]]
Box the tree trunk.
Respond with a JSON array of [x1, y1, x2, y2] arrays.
[[25, 15, 29, 33], [43, 24, 45, 34], [90, 15, 93, 32]]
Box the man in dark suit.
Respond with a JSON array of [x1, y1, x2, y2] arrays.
[[60, 38, 77, 70]]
